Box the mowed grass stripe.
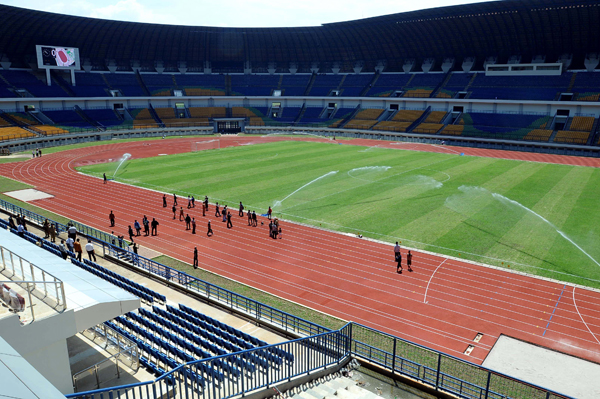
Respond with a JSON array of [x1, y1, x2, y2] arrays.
[[77, 141, 600, 289]]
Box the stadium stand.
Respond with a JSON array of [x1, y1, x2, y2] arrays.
[[340, 74, 373, 97], [345, 108, 384, 130], [131, 108, 159, 128], [469, 73, 572, 101], [175, 75, 226, 96], [554, 130, 590, 144], [412, 123, 444, 134], [297, 107, 327, 124], [280, 75, 311, 96], [403, 73, 445, 98], [71, 72, 110, 97], [141, 74, 177, 96], [0, 70, 69, 97], [572, 72, 600, 101], [367, 74, 412, 97], [103, 73, 146, 97], [82, 109, 124, 127], [41, 110, 95, 129], [441, 112, 553, 140], [309, 75, 343, 96], [230, 74, 278, 96], [275, 107, 302, 122], [0, 126, 35, 141]]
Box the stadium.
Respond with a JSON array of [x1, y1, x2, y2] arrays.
[[0, 0, 599, 398]]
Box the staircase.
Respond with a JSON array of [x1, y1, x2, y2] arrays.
[[135, 71, 151, 96], [303, 73, 317, 96], [225, 75, 232, 96], [50, 71, 75, 97], [294, 103, 307, 124], [407, 106, 431, 132], [277, 74, 284, 90], [359, 72, 380, 97], [464, 72, 478, 91], [74, 105, 103, 130], [336, 75, 347, 92], [148, 104, 165, 128], [338, 106, 361, 128], [101, 74, 114, 90], [548, 130, 559, 143], [567, 72, 578, 92], [430, 70, 453, 98], [285, 377, 384, 399]]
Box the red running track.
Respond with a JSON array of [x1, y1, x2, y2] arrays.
[[2, 136, 600, 365]]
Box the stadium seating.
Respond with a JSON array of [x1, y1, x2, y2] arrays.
[[41, 110, 94, 129], [131, 108, 159, 129], [412, 123, 444, 134], [189, 107, 226, 118], [392, 110, 424, 122], [175, 74, 226, 96], [141, 74, 177, 96], [0, 126, 36, 141], [309, 75, 343, 96], [7, 112, 40, 126], [441, 112, 552, 140], [280, 75, 310, 96], [423, 111, 447, 124], [231, 74, 278, 96], [554, 130, 590, 144], [82, 109, 124, 127], [403, 74, 445, 97], [340, 74, 373, 97], [372, 121, 411, 132], [344, 108, 384, 130], [297, 107, 327, 124], [0, 70, 69, 97], [572, 72, 600, 101], [275, 107, 302, 122], [72, 72, 110, 97], [569, 116, 595, 132], [104, 73, 146, 96], [468, 73, 572, 101], [367, 74, 412, 97]]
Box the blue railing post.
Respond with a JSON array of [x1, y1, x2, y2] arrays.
[[484, 371, 491, 399], [435, 352, 441, 390], [391, 338, 397, 374]]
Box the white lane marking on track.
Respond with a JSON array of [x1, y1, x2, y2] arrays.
[[424, 259, 448, 304], [572, 287, 600, 346]]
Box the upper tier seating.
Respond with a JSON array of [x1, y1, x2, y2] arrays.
[[403, 74, 445, 97], [189, 107, 226, 118], [392, 110, 424, 122], [412, 123, 444, 134], [231, 74, 278, 96], [340, 74, 373, 97], [131, 108, 159, 128], [280, 75, 310, 96], [0, 70, 69, 97], [175, 74, 226, 96], [0, 126, 35, 141], [469, 73, 572, 101], [104, 73, 145, 96], [367, 74, 412, 97], [345, 108, 384, 130], [309, 75, 343, 96], [141, 74, 177, 96], [275, 107, 302, 122], [72, 73, 110, 97], [570, 116, 595, 132]]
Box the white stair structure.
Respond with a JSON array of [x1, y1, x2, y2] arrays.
[[289, 377, 384, 399]]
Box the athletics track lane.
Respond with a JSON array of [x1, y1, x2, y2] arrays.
[[1, 136, 600, 365]]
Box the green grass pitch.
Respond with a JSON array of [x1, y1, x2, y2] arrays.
[[78, 140, 600, 289]]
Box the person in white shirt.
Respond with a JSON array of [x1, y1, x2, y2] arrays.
[[85, 240, 97, 262], [66, 237, 74, 252], [17, 223, 24, 237], [68, 225, 77, 240]]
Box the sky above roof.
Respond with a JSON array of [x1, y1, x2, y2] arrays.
[[1, 0, 499, 27]]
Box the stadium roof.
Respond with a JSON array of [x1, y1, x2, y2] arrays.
[[0, 0, 598, 72]]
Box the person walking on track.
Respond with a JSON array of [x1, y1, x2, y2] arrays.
[[204, 196, 209, 211], [143, 216, 149, 236], [172, 205, 177, 219], [239, 201, 244, 217], [191, 196, 195, 208], [248, 210, 252, 225], [185, 214, 191, 230], [163, 194, 167, 208], [193, 247, 198, 269], [252, 211, 257, 227], [207, 220, 213, 237], [227, 212, 233, 229], [192, 217, 196, 234], [179, 207, 184, 221], [103, 173, 107, 184], [407, 250, 413, 272], [187, 196, 192, 209], [134, 220, 141, 236], [215, 202, 221, 217], [394, 242, 400, 260], [396, 250, 402, 274], [267, 206, 272, 220], [173, 194, 178, 206], [109, 211, 115, 227], [151, 218, 159, 236]]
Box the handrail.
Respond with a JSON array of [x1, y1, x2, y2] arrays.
[[72, 345, 138, 392], [0, 245, 67, 315]]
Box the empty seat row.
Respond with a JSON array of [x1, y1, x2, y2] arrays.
[[126, 311, 241, 378], [173, 304, 291, 364], [71, 259, 154, 304], [79, 258, 166, 303]]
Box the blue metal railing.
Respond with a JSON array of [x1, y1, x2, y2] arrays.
[[66, 324, 352, 399], [0, 198, 571, 399]]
